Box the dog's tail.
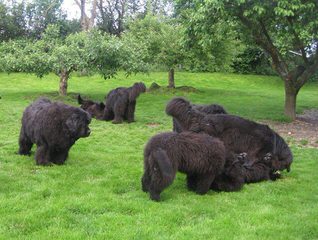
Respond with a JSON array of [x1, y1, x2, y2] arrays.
[[152, 148, 175, 181]]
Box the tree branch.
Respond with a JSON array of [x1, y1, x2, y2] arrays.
[[44, 0, 60, 17], [236, 9, 289, 78], [287, 17, 308, 65], [296, 52, 318, 89], [74, 0, 82, 9], [90, 0, 97, 28]]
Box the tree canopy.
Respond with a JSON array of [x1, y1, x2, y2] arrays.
[[176, 0, 318, 119], [124, 14, 185, 87], [0, 25, 147, 95]]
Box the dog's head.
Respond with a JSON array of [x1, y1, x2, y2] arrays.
[[129, 82, 146, 101], [250, 133, 293, 175], [133, 82, 146, 93], [271, 133, 293, 172], [166, 97, 205, 132], [166, 97, 191, 116], [66, 108, 92, 139], [166, 98, 196, 131], [78, 95, 105, 119]]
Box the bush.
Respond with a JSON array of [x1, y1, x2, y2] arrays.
[[232, 47, 276, 75]]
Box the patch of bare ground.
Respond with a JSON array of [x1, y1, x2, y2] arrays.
[[147, 82, 201, 93], [261, 109, 318, 148], [146, 122, 161, 128]]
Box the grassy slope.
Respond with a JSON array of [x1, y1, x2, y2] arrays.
[[0, 72, 317, 239]]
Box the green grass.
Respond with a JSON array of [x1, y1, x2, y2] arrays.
[[0, 72, 318, 239]]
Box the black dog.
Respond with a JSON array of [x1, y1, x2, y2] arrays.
[[18, 98, 91, 165], [210, 152, 248, 192], [166, 97, 293, 182], [78, 94, 105, 120], [244, 153, 282, 183], [173, 103, 227, 132], [141, 131, 226, 201], [103, 82, 146, 123], [211, 152, 282, 192]]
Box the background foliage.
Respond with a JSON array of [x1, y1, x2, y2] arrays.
[[0, 0, 275, 75]]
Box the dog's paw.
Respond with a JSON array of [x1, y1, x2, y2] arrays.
[[270, 170, 281, 181], [263, 153, 272, 162], [237, 152, 247, 161]]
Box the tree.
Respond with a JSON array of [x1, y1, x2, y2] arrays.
[[175, 0, 246, 73], [24, 0, 66, 38], [96, 0, 128, 36], [75, 0, 97, 31], [125, 14, 184, 88], [0, 0, 79, 40], [180, 0, 318, 120], [95, 0, 174, 35], [0, 25, 146, 95], [0, 1, 27, 41]]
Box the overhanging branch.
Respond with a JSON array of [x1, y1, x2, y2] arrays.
[[287, 17, 309, 65], [296, 54, 318, 89], [236, 9, 289, 78]]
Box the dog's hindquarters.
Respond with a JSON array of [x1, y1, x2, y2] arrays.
[[142, 148, 176, 201]]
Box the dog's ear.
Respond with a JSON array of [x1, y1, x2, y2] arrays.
[[99, 102, 105, 109], [77, 95, 83, 104]]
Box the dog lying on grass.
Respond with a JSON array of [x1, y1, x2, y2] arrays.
[[78, 94, 105, 120], [166, 97, 293, 184]]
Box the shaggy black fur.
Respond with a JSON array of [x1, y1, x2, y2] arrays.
[[173, 103, 227, 132], [18, 98, 91, 165], [78, 94, 105, 120], [103, 82, 146, 123], [240, 153, 282, 182], [166, 97, 293, 183], [141, 131, 226, 201], [211, 152, 281, 192], [210, 152, 247, 192]]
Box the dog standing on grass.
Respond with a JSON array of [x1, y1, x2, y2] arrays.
[[103, 82, 146, 124], [18, 97, 91, 165], [141, 131, 226, 201]]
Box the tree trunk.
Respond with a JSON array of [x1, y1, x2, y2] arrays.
[[284, 81, 298, 120], [168, 68, 175, 88], [59, 70, 69, 96], [80, 0, 86, 30], [76, 0, 97, 31]]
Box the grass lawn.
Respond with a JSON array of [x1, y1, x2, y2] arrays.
[[0, 72, 317, 239]]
